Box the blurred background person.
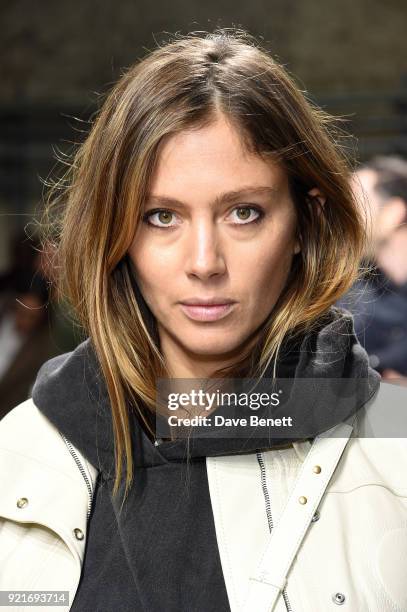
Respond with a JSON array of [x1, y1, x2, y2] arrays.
[[0, 231, 73, 419], [0, 271, 60, 419], [337, 155, 407, 378]]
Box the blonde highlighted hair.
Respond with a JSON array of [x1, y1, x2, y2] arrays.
[[41, 28, 366, 501]]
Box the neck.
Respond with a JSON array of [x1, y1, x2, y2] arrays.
[[159, 327, 261, 380]]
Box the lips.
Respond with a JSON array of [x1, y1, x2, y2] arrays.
[[180, 297, 236, 306], [179, 302, 236, 322]]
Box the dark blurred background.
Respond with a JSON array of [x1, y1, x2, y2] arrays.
[[1, 1, 406, 416]]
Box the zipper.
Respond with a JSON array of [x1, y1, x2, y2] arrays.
[[256, 451, 294, 612], [60, 433, 94, 520]]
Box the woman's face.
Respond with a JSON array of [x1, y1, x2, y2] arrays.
[[128, 114, 300, 377]]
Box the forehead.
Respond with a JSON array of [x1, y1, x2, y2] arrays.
[[148, 116, 287, 199]]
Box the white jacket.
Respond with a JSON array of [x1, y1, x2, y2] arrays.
[[1, 382, 407, 612]]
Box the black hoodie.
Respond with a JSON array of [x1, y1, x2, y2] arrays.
[[31, 306, 380, 612]]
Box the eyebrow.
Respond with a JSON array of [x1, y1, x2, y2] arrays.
[[144, 186, 279, 208]]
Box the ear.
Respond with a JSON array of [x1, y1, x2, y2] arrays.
[[307, 187, 327, 208], [293, 235, 301, 255], [294, 187, 327, 255]]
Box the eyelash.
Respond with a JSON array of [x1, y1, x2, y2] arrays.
[[142, 205, 265, 229]]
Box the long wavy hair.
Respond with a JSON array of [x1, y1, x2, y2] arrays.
[[41, 28, 366, 500]]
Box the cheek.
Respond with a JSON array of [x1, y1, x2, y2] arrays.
[[238, 239, 294, 296], [128, 241, 169, 306]]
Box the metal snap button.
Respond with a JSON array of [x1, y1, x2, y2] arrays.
[[73, 528, 84, 541], [332, 592, 346, 605], [16, 497, 29, 509], [298, 496, 307, 505], [313, 465, 321, 474], [311, 510, 320, 522]]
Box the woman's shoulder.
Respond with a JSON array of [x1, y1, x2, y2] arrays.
[[354, 379, 407, 439], [0, 398, 97, 580], [1, 397, 65, 459], [328, 381, 407, 494], [0, 397, 98, 487]]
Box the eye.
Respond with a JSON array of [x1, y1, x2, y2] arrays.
[[142, 209, 179, 228], [229, 206, 264, 225], [142, 205, 264, 229]]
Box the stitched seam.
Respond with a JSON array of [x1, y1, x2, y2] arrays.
[[327, 484, 407, 496]]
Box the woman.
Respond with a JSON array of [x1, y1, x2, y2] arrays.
[[1, 29, 406, 612]]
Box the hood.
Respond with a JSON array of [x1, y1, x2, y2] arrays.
[[31, 306, 380, 476]]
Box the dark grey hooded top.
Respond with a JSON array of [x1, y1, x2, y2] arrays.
[[31, 305, 380, 612]]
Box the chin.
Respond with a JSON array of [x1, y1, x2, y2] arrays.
[[180, 334, 246, 358]]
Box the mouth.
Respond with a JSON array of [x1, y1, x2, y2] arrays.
[[179, 302, 236, 322]]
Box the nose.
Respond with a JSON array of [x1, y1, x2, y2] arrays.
[[185, 217, 226, 279]]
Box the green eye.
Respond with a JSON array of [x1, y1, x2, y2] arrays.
[[236, 207, 252, 221], [156, 211, 173, 225], [143, 209, 177, 228], [231, 206, 263, 224], [142, 205, 265, 229]]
